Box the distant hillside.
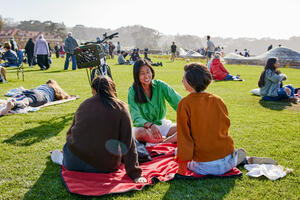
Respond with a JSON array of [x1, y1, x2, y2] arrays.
[[2, 18, 300, 55], [68, 24, 300, 55]]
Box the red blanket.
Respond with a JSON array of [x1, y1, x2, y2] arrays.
[[61, 144, 242, 196]]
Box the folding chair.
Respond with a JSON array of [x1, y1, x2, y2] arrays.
[[9, 50, 24, 81]]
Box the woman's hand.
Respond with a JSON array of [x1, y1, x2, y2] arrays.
[[150, 124, 162, 140], [134, 176, 147, 183]]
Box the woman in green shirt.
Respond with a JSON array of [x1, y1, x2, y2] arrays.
[[128, 58, 181, 144]]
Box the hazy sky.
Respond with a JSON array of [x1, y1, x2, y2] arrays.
[[1, 0, 300, 39]]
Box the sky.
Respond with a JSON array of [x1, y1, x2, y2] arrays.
[[1, 0, 300, 39]]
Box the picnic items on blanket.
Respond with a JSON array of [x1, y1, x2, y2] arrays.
[[244, 164, 293, 181], [59, 144, 242, 197], [134, 139, 152, 163]]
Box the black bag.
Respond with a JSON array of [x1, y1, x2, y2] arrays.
[[134, 139, 152, 163]]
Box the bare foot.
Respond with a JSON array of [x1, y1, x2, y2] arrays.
[[1, 101, 15, 115]]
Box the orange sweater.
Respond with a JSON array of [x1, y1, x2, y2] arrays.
[[177, 92, 234, 174]]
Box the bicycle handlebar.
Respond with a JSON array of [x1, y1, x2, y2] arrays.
[[81, 32, 119, 45]]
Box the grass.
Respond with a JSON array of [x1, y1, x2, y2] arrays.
[[0, 56, 299, 200]]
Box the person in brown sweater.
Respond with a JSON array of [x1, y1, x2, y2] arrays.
[[176, 63, 278, 175], [63, 76, 146, 183]]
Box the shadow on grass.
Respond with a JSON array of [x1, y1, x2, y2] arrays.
[[44, 70, 72, 73], [3, 113, 73, 146], [23, 160, 74, 200], [259, 99, 294, 111], [163, 175, 240, 200], [23, 159, 143, 200]]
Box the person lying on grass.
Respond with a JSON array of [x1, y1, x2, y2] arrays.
[[55, 75, 146, 183], [258, 57, 299, 103], [0, 79, 71, 116], [128, 58, 181, 145], [210, 52, 243, 81], [176, 62, 277, 176]]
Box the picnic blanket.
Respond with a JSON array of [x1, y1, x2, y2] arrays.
[[60, 144, 242, 197], [0, 96, 79, 116]]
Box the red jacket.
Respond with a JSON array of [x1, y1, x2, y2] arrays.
[[210, 59, 229, 80]]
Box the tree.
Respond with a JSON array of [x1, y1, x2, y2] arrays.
[[0, 16, 3, 30]]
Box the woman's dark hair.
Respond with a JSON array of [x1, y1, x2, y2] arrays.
[[92, 75, 124, 109], [132, 58, 155, 103], [258, 57, 278, 87], [184, 62, 212, 93]]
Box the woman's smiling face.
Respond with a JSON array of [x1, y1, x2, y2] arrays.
[[139, 65, 153, 87]]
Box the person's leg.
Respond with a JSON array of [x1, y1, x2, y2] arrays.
[[37, 55, 45, 70], [187, 153, 236, 176], [63, 144, 113, 173], [71, 54, 77, 70], [43, 55, 50, 69], [224, 74, 234, 80], [134, 127, 164, 143], [64, 53, 71, 70], [23, 90, 47, 107], [163, 125, 177, 143], [0, 66, 7, 82]]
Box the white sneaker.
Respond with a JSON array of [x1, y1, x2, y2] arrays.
[[51, 150, 63, 165]]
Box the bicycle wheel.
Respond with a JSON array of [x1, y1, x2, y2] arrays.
[[106, 65, 113, 80], [90, 67, 102, 81]]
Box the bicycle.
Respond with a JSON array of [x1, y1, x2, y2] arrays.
[[74, 32, 118, 85]]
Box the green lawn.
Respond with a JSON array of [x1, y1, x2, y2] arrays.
[[0, 56, 299, 200]]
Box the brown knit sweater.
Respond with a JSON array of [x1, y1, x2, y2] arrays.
[[177, 92, 234, 173], [66, 95, 142, 180]]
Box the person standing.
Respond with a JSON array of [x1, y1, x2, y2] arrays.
[[206, 35, 215, 64], [34, 34, 50, 70], [54, 43, 60, 58], [10, 37, 18, 52], [109, 41, 115, 59], [171, 42, 177, 62], [117, 41, 121, 52], [64, 32, 79, 70], [24, 38, 35, 68]]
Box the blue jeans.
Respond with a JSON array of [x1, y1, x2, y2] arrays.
[[224, 74, 240, 80], [64, 53, 77, 70], [187, 153, 237, 175], [262, 85, 295, 101], [0, 62, 15, 67], [63, 144, 114, 173]]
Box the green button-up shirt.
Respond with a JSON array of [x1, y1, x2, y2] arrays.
[[128, 80, 182, 127]]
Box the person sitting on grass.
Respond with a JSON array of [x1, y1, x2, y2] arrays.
[[144, 48, 162, 67], [118, 51, 131, 65], [176, 63, 277, 175], [130, 49, 140, 64], [258, 57, 298, 103], [51, 76, 146, 183], [0, 80, 71, 116], [210, 52, 243, 81], [0, 42, 18, 68], [128, 58, 181, 145]]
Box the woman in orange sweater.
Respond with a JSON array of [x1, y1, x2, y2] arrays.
[[176, 63, 276, 175]]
